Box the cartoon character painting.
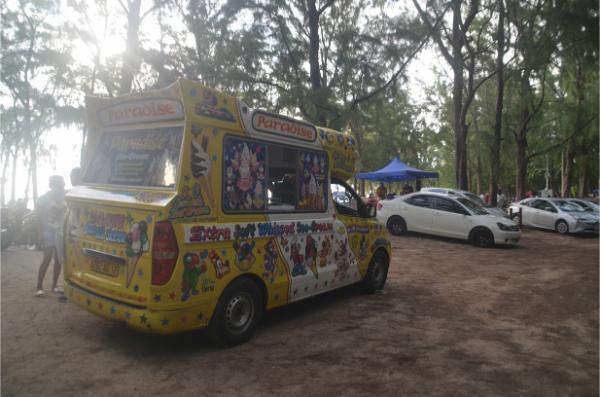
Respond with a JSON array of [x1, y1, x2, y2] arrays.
[[181, 253, 207, 301], [208, 250, 230, 279], [304, 235, 318, 278], [334, 237, 350, 280], [290, 237, 307, 277], [125, 221, 149, 287], [263, 240, 279, 282], [319, 236, 332, 268], [233, 240, 256, 271]]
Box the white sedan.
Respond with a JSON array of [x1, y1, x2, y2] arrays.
[[377, 192, 521, 247], [508, 198, 599, 234]]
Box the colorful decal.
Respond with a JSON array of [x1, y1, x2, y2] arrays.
[[233, 240, 256, 271], [359, 235, 368, 260], [290, 237, 307, 277], [181, 252, 208, 301], [83, 210, 127, 243], [319, 236, 332, 268], [194, 89, 235, 122], [223, 137, 266, 212], [98, 98, 184, 126], [334, 237, 351, 280], [208, 249, 231, 279], [84, 127, 183, 188], [190, 127, 215, 209], [125, 221, 149, 287], [304, 235, 319, 278], [297, 151, 327, 211], [184, 220, 334, 243], [262, 240, 279, 283], [251, 110, 317, 142], [168, 183, 210, 219]]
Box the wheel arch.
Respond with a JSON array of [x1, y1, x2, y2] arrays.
[[468, 225, 494, 242], [224, 273, 269, 310]]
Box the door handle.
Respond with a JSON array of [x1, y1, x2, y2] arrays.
[[433, 211, 442, 216]]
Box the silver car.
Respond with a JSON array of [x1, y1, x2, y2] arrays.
[[568, 199, 600, 216], [508, 198, 599, 234]]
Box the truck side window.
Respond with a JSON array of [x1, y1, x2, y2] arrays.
[[331, 179, 365, 217]]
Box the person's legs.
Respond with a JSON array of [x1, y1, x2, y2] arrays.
[[51, 247, 62, 291], [36, 247, 54, 291]]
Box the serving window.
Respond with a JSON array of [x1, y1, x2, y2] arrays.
[[222, 136, 328, 213]]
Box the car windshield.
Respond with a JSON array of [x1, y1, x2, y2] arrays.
[[553, 200, 585, 212], [457, 198, 488, 215], [463, 192, 489, 207]]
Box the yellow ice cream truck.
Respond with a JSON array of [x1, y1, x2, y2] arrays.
[[64, 79, 391, 346]]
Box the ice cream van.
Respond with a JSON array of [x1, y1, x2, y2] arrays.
[[64, 79, 391, 346]]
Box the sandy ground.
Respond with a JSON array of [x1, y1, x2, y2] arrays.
[[1, 228, 598, 396]]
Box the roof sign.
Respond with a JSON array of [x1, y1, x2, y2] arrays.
[[251, 110, 317, 142], [98, 98, 184, 126]]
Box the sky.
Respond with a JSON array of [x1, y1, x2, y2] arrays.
[[3, 0, 444, 208]]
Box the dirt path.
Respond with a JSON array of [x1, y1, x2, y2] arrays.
[[2, 229, 598, 396]]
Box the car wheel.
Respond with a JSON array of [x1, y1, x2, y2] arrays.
[[360, 250, 389, 294], [208, 278, 264, 347], [555, 220, 569, 235], [471, 227, 494, 248], [387, 216, 407, 236]]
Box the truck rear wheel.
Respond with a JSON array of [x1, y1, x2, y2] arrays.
[[208, 278, 264, 347]]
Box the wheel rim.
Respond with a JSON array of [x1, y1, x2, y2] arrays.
[[476, 231, 491, 246], [557, 222, 567, 234], [372, 258, 385, 286], [390, 220, 403, 234], [225, 292, 255, 335]]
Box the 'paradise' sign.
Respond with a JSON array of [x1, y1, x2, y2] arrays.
[[251, 111, 317, 142], [98, 98, 184, 126]]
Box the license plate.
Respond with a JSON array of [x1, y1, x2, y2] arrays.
[[90, 259, 120, 277]]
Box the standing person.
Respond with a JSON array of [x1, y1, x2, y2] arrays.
[[70, 166, 82, 187], [497, 188, 507, 209], [35, 175, 66, 296], [376, 183, 387, 200]]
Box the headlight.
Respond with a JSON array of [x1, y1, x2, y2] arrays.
[[496, 222, 511, 231]]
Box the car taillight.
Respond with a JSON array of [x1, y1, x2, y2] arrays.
[[152, 221, 179, 285]]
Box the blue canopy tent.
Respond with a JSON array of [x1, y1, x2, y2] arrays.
[[356, 157, 439, 182]]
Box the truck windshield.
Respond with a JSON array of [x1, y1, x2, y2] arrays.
[[83, 126, 183, 188]]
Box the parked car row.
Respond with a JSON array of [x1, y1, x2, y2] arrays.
[[508, 198, 599, 234], [376, 189, 599, 247]]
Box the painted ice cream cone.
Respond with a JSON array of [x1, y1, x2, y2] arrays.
[[198, 176, 215, 209], [127, 256, 140, 287]]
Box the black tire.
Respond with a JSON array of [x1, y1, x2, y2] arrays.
[[471, 227, 494, 248], [208, 278, 264, 347], [555, 220, 569, 235], [361, 250, 389, 293], [387, 216, 407, 236]]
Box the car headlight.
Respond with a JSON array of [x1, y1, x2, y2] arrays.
[[496, 222, 511, 231]]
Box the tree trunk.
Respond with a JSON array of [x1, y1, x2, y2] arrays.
[[1, 152, 9, 206], [578, 163, 587, 197], [451, 0, 466, 190], [561, 59, 585, 197], [10, 149, 18, 202], [515, 138, 527, 200], [29, 141, 38, 205], [119, 0, 142, 95], [490, 0, 505, 206], [307, 0, 326, 125], [475, 152, 482, 194]]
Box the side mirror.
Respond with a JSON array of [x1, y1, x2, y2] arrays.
[[365, 203, 376, 218]]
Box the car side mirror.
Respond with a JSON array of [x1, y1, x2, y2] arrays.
[[364, 203, 376, 218]]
